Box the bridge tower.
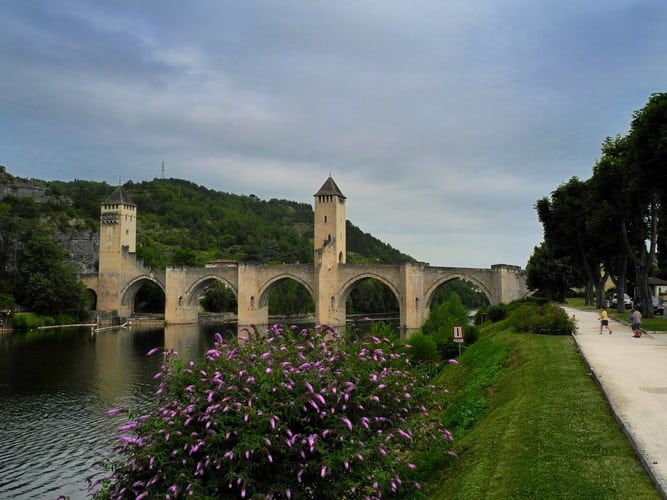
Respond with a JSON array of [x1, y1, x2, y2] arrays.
[[96, 186, 137, 311], [313, 176, 347, 327]]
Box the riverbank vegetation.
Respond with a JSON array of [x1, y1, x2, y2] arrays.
[[91, 325, 458, 499], [426, 316, 659, 499], [87, 299, 661, 499]]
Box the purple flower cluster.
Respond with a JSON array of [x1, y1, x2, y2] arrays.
[[92, 325, 454, 499]]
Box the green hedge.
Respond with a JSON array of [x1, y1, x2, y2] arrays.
[[507, 302, 575, 335], [12, 312, 55, 330]]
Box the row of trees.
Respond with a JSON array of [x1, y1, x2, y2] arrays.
[[527, 93, 667, 317]]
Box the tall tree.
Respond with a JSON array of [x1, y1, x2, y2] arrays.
[[17, 233, 89, 319], [534, 178, 604, 304], [620, 93, 667, 316], [525, 242, 576, 302], [590, 135, 633, 311]]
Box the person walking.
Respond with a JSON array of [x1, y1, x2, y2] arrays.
[[599, 306, 612, 334], [630, 307, 643, 338]]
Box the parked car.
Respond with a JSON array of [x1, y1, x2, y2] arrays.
[[635, 296, 664, 315], [610, 293, 633, 309]]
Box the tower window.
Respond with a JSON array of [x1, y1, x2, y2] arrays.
[[324, 215, 327, 223]]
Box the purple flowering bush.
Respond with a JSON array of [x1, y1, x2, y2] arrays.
[[91, 324, 455, 499]]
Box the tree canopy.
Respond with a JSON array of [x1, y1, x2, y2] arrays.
[[529, 93, 667, 317]]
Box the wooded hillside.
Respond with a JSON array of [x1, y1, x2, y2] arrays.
[[47, 176, 415, 269], [1, 166, 414, 314], [1, 167, 497, 319]]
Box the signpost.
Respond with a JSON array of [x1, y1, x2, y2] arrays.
[[453, 325, 464, 356]]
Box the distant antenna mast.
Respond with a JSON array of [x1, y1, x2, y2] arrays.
[[161, 161, 165, 179]]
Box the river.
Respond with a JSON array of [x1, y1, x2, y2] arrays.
[[0, 323, 229, 499], [0, 316, 398, 499]]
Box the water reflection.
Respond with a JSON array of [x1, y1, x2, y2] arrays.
[[0, 318, 399, 499], [0, 323, 221, 499]]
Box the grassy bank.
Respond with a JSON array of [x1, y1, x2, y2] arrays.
[[425, 321, 660, 499]]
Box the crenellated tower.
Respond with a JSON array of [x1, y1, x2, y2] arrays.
[[96, 186, 137, 312], [313, 176, 346, 326], [313, 175, 346, 265], [99, 186, 136, 273]]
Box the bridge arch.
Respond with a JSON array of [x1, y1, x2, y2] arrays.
[[337, 273, 401, 313], [185, 276, 238, 307], [120, 275, 166, 315], [85, 288, 98, 310], [424, 274, 492, 310], [257, 273, 315, 309]]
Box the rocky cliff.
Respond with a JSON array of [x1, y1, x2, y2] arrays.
[[1, 166, 98, 274]]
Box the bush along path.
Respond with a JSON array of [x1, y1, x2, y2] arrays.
[[90, 324, 458, 499]]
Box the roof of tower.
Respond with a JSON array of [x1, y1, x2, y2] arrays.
[[314, 176, 346, 199], [103, 186, 136, 207]]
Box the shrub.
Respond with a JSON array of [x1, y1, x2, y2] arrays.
[[422, 294, 470, 356], [523, 295, 549, 306], [404, 331, 440, 364], [54, 313, 77, 325], [91, 325, 456, 499], [12, 312, 55, 329], [0, 291, 15, 309], [464, 324, 479, 345], [507, 302, 575, 335], [486, 304, 507, 322], [368, 320, 400, 342]]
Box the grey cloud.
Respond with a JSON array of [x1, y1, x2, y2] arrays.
[[1, 0, 666, 267]]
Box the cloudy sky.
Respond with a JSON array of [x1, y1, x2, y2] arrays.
[[1, 1, 666, 268]]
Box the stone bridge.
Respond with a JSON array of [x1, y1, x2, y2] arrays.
[[81, 252, 526, 333], [80, 176, 528, 333]]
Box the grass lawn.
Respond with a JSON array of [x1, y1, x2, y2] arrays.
[[423, 322, 661, 499]]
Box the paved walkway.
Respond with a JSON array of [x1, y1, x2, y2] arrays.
[[563, 306, 667, 496]]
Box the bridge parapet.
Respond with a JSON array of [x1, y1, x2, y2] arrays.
[[490, 264, 528, 304]]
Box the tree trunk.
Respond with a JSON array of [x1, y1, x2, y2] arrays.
[[595, 270, 608, 308], [616, 256, 628, 314], [620, 198, 658, 319]]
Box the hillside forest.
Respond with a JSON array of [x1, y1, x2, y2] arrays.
[[0, 169, 487, 322]]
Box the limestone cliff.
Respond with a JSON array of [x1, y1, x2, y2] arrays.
[[0, 166, 98, 274]]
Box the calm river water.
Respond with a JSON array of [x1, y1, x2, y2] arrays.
[[0, 322, 234, 499], [0, 316, 397, 499]]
